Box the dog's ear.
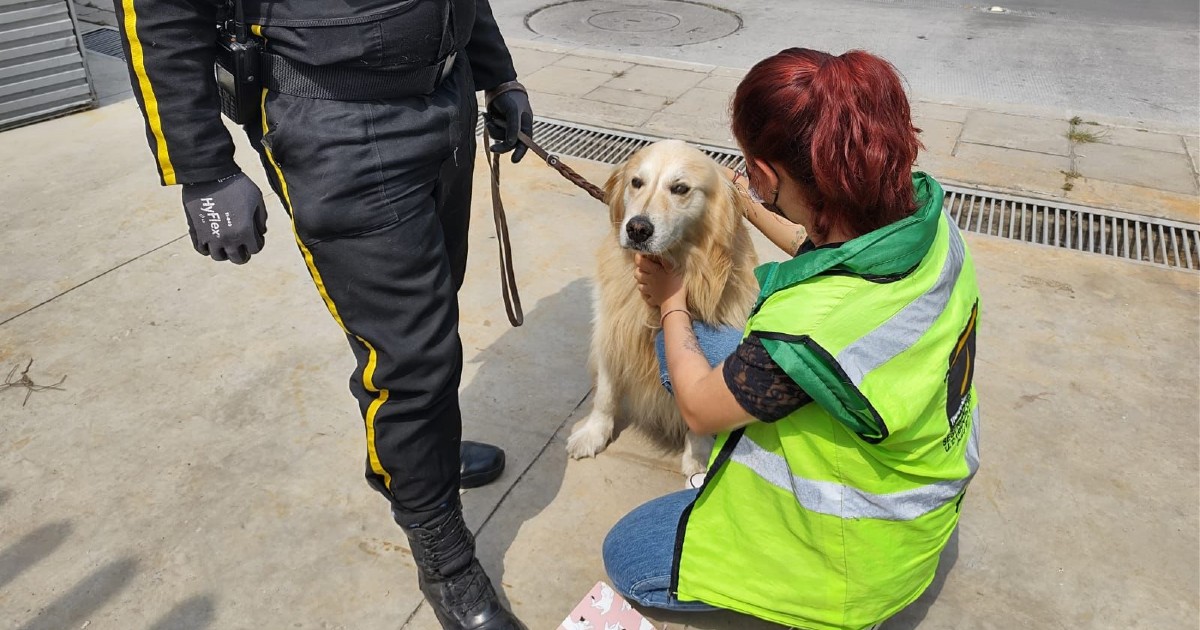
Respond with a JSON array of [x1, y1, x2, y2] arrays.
[[604, 161, 628, 227], [716, 170, 747, 234]]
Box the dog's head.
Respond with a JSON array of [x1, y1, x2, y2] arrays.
[[605, 140, 742, 256]]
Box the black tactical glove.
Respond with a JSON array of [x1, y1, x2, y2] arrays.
[[484, 81, 534, 163], [181, 172, 267, 265]]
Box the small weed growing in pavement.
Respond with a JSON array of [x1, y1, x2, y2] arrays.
[[611, 70, 626, 78], [1060, 169, 1081, 192], [1067, 116, 1106, 144]]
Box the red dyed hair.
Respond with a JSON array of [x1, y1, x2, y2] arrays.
[[732, 48, 922, 239]]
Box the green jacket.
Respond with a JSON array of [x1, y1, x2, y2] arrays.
[[673, 173, 982, 629]]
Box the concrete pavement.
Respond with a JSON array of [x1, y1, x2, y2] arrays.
[[490, 0, 1200, 128], [1, 96, 1198, 629], [506, 40, 1200, 224]]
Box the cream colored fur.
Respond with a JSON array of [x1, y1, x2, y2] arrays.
[[566, 140, 759, 476]]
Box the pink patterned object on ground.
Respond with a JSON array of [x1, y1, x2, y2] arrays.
[[558, 581, 659, 630]]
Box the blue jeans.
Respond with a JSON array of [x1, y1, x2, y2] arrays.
[[654, 323, 743, 393], [602, 489, 718, 612]]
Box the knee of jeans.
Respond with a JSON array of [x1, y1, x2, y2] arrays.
[[601, 519, 637, 587], [601, 523, 621, 575]]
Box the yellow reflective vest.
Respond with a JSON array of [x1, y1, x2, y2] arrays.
[[672, 173, 981, 629]]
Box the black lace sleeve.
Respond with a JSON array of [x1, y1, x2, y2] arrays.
[[722, 334, 812, 422]]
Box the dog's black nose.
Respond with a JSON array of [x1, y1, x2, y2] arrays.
[[626, 216, 654, 244]]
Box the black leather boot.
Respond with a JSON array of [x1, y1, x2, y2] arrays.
[[401, 502, 526, 630], [460, 441, 505, 489]]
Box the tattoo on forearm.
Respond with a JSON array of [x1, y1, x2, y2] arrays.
[[789, 229, 802, 255], [681, 326, 704, 357]]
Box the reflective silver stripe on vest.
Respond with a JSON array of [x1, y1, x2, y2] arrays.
[[838, 217, 966, 386], [731, 405, 980, 521]]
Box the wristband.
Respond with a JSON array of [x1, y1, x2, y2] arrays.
[[660, 308, 691, 327]]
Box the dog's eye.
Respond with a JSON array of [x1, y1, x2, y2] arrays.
[[631, 177, 644, 189], [670, 183, 690, 195]]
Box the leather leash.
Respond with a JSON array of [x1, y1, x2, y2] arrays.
[[483, 126, 609, 328]]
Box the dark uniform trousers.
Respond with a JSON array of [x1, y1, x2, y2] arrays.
[[248, 58, 478, 525]]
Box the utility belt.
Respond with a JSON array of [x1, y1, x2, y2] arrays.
[[262, 51, 458, 101], [216, 0, 465, 123], [219, 46, 458, 123]]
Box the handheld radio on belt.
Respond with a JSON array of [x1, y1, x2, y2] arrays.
[[215, 0, 262, 124]]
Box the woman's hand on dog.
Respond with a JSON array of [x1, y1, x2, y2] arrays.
[[634, 254, 686, 310]]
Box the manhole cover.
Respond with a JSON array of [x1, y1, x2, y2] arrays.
[[526, 0, 742, 47]]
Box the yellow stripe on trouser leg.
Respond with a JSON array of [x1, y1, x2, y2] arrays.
[[119, 0, 176, 185], [259, 88, 392, 489]]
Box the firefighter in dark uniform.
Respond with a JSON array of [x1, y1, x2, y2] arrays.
[[113, 1, 532, 628]]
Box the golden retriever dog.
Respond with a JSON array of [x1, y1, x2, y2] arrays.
[[566, 140, 759, 476]]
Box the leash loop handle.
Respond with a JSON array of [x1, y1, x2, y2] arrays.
[[483, 124, 525, 327]]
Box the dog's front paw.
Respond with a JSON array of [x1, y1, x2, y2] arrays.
[[566, 420, 612, 459]]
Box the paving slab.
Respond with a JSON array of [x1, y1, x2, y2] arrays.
[[1089, 124, 1188, 154], [914, 117, 962, 158], [553, 55, 634, 75], [1074, 142, 1199, 196], [911, 102, 972, 124], [602, 65, 707, 99], [960, 110, 1071, 157], [643, 112, 737, 148], [1065, 177, 1200, 224], [709, 66, 747, 80], [1184, 136, 1200, 176], [661, 88, 732, 121], [924, 143, 1071, 197], [584, 86, 669, 111], [695, 74, 742, 93], [528, 91, 656, 132], [509, 47, 565, 78], [522, 65, 615, 99], [577, 49, 715, 75]]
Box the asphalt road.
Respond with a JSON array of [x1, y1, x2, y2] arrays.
[[497, 0, 1200, 129]]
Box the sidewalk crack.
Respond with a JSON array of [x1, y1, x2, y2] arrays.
[[472, 386, 593, 538], [0, 235, 187, 329]]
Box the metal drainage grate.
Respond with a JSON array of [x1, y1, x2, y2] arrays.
[[940, 187, 1199, 271], [82, 28, 126, 60], [479, 116, 1200, 272]]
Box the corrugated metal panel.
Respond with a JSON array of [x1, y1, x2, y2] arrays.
[[0, 0, 96, 131]]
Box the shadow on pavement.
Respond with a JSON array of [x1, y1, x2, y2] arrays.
[[147, 594, 218, 630], [461, 279, 592, 613], [16, 556, 139, 630], [0, 521, 74, 591]]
